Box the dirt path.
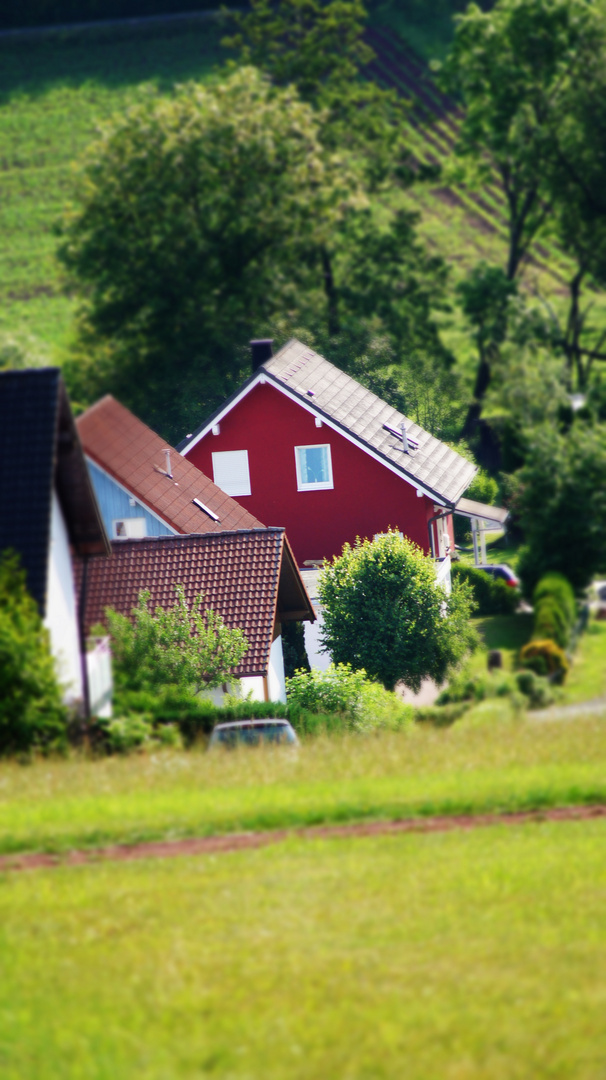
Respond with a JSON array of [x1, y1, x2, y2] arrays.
[[2, 804, 605, 874]]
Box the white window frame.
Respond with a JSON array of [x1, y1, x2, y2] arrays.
[[112, 517, 146, 539], [294, 443, 334, 491], [212, 449, 251, 497]]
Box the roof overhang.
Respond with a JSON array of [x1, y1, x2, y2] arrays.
[[454, 497, 509, 527], [55, 380, 110, 557], [178, 369, 451, 507], [276, 533, 316, 624]]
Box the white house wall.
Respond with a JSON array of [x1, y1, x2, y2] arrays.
[[44, 490, 83, 704], [267, 634, 287, 703]]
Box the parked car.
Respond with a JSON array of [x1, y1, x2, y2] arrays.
[[476, 564, 520, 588], [208, 719, 299, 749]]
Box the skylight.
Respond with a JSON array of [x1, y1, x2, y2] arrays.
[[193, 498, 220, 522]]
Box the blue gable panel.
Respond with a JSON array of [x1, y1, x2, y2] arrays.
[[87, 460, 175, 537]]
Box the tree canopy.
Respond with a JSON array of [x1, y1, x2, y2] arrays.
[[58, 67, 354, 439], [516, 422, 606, 592], [318, 531, 476, 691], [440, 0, 605, 281], [105, 585, 248, 696]]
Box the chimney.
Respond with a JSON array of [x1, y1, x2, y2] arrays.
[[250, 339, 273, 371], [400, 421, 409, 454]]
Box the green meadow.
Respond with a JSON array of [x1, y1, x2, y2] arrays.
[[1, 820, 605, 1079], [1, 714, 605, 856], [0, 17, 227, 353]]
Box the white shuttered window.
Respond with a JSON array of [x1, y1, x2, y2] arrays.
[[212, 450, 251, 496]]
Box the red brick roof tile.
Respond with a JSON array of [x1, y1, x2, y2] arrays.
[[80, 530, 312, 678], [77, 396, 265, 535]]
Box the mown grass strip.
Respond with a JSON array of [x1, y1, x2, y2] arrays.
[[1, 821, 605, 1079]]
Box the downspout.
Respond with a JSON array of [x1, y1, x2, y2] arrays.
[[78, 554, 91, 721]]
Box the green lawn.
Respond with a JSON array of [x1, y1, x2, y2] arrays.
[[565, 619, 606, 705], [471, 613, 533, 672], [0, 18, 227, 353], [1, 820, 605, 1078], [1, 717, 605, 856]]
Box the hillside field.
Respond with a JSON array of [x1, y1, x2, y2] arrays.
[[1, 10, 603, 369]]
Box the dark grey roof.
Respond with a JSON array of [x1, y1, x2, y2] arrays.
[[0, 368, 109, 615], [263, 340, 476, 505]]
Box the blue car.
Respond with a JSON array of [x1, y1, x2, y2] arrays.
[[476, 564, 520, 588]]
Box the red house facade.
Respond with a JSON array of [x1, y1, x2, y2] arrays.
[[178, 340, 477, 568]]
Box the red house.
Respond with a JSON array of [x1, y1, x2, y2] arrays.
[[178, 339, 478, 568]]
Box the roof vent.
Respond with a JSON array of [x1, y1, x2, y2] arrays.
[[250, 339, 274, 372], [383, 422, 419, 452], [154, 448, 174, 478]]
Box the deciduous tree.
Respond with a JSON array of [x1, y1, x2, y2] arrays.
[[318, 531, 476, 691], [58, 68, 353, 441], [105, 585, 248, 695], [440, 0, 604, 281]]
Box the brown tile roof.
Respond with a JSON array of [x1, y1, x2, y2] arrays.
[[77, 395, 265, 534], [79, 530, 314, 678]]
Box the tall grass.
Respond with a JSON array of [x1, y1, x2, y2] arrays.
[[0, 715, 605, 855]]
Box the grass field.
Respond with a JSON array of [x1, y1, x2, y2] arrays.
[[0, 716, 605, 856], [564, 620, 606, 705], [1, 820, 605, 1078]]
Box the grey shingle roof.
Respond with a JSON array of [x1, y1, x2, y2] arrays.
[[262, 340, 476, 505]]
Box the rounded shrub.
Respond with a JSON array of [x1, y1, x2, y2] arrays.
[[518, 639, 569, 682]]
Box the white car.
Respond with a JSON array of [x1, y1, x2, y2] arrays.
[[208, 719, 299, 749]]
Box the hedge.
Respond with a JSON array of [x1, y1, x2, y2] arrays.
[[1, 1, 233, 31], [451, 563, 518, 616], [531, 573, 576, 650]]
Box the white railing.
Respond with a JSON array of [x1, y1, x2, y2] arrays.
[[435, 554, 452, 595]]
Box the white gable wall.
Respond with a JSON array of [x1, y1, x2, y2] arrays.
[[44, 489, 83, 704]]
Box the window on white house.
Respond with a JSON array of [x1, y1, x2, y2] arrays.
[[212, 450, 251, 496], [295, 444, 333, 491], [112, 518, 146, 539]]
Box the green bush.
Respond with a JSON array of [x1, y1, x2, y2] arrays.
[[0, 551, 68, 756], [414, 703, 469, 727], [436, 661, 555, 714], [286, 664, 413, 733], [451, 564, 518, 615], [519, 639, 569, 682], [530, 573, 577, 650], [112, 688, 288, 746], [532, 597, 569, 649], [514, 670, 555, 709], [533, 573, 577, 628]]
